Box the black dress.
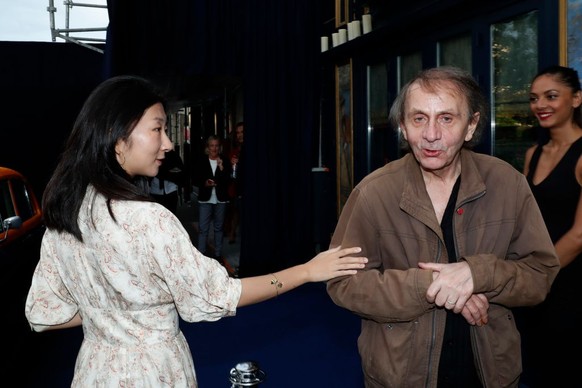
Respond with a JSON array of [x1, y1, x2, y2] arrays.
[[519, 135, 582, 388]]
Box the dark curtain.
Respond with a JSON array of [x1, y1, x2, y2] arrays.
[[105, 0, 244, 89], [105, 0, 324, 276], [240, 1, 323, 276]]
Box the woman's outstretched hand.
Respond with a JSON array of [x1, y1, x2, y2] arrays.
[[305, 246, 367, 282], [238, 246, 366, 307]]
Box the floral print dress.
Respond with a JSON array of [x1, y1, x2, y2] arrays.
[[25, 185, 242, 387]]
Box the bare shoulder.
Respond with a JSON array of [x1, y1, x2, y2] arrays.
[[524, 143, 538, 156], [523, 144, 538, 175]]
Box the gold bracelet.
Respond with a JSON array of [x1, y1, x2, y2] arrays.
[[270, 273, 283, 297]]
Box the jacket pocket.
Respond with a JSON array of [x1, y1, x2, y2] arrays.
[[473, 305, 521, 387], [358, 319, 422, 387]]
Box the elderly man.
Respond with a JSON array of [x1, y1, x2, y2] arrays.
[[327, 66, 559, 388]]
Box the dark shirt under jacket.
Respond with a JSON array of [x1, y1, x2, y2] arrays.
[[438, 177, 482, 388], [194, 154, 231, 202]]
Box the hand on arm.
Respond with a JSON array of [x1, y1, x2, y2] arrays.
[[460, 293, 489, 326], [418, 261, 489, 325], [418, 261, 474, 312], [238, 246, 367, 307]]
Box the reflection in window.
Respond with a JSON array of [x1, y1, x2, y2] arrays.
[[398, 52, 422, 89], [336, 61, 353, 216], [12, 179, 34, 221], [439, 33, 472, 71], [491, 11, 539, 170], [366, 63, 392, 172], [566, 0, 582, 76], [0, 180, 15, 226]]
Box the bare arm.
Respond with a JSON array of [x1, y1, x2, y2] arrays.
[[555, 159, 582, 268], [238, 246, 367, 307]]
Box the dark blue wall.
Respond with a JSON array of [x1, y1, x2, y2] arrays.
[[0, 41, 105, 199]]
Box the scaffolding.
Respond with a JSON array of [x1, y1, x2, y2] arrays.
[[47, 0, 108, 54]]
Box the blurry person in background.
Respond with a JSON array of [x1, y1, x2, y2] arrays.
[[226, 121, 244, 244], [194, 135, 231, 262]]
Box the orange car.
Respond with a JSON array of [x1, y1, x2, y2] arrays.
[[1, 167, 46, 374], [0, 166, 44, 251], [1, 165, 45, 301]]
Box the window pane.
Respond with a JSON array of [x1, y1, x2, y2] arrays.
[[399, 52, 423, 88], [491, 11, 539, 170], [366, 63, 392, 172], [336, 61, 353, 215], [439, 33, 472, 71], [0, 180, 15, 221], [12, 179, 34, 222], [567, 0, 582, 76]]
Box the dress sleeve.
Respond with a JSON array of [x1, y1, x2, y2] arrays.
[[25, 235, 80, 331], [143, 208, 242, 322]]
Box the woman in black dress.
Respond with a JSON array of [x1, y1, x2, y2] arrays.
[[518, 65, 582, 388]]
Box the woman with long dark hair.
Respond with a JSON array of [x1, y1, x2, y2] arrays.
[[25, 75, 367, 387]]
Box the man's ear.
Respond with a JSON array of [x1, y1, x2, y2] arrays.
[[465, 112, 480, 142], [399, 124, 408, 141]]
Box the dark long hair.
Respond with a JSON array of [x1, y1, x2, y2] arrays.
[[42, 75, 168, 241]]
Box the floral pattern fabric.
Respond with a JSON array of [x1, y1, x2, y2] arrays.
[[25, 185, 242, 387]]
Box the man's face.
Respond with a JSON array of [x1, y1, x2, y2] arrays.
[[236, 125, 244, 144], [400, 81, 478, 174]]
